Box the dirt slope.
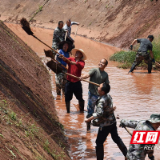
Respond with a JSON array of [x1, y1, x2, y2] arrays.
[[0, 21, 70, 160], [0, 0, 160, 48]]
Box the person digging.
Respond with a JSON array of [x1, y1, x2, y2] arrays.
[[80, 59, 109, 131], [55, 41, 72, 95], [85, 83, 127, 160], [128, 35, 155, 74], [59, 49, 87, 113], [120, 114, 160, 160]]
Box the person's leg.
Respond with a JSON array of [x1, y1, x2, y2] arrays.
[[61, 72, 67, 95], [144, 55, 152, 73], [129, 53, 143, 73], [96, 126, 111, 160], [51, 44, 58, 59], [65, 81, 73, 113], [55, 73, 61, 95], [87, 92, 98, 117], [110, 123, 127, 157], [86, 91, 99, 130], [73, 81, 85, 112]]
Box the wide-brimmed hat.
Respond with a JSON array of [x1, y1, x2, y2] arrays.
[[148, 114, 160, 123], [71, 49, 87, 60], [58, 41, 72, 52]]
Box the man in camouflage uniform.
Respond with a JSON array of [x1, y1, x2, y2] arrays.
[[85, 83, 127, 160], [120, 114, 160, 160], [129, 35, 155, 74], [52, 21, 65, 58]]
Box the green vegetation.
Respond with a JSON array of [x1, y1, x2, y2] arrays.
[[0, 99, 66, 159], [43, 139, 65, 159], [110, 37, 160, 69], [29, 0, 50, 22]]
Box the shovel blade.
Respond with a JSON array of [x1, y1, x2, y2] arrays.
[[46, 60, 63, 74], [44, 49, 54, 58]]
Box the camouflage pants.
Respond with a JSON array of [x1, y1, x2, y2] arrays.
[[55, 72, 67, 95], [130, 52, 152, 73], [52, 43, 59, 59]]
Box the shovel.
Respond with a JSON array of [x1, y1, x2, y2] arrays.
[[20, 18, 71, 63], [47, 59, 100, 87]]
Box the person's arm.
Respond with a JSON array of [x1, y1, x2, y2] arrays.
[[120, 119, 140, 129], [80, 68, 96, 80], [85, 100, 104, 123], [58, 55, 71, 64], [71, 21, 79, 26], [80, 73, 90, 80], [129, 39, 138, 50], [85, 116, 96, 123], [74, 61, 85, 69]]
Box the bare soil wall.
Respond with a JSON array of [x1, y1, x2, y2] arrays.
[[0, 21, 70, 160]]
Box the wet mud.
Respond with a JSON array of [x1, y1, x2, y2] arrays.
[[7, 23, 160, 160]]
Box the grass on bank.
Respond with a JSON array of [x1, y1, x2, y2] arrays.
[[110, 38, 160, 69]]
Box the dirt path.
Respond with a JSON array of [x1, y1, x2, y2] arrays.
[[7, 23, 160, 160]]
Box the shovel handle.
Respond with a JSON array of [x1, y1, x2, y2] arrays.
[[66, 73, 100, 86], [74, 25, 79, 40], [124, 126, 132, 136], [51, 59, 67, 70], [32, 35, 71, 63]]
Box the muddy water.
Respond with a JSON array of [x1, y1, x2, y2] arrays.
[[7, 23, 160, 160]]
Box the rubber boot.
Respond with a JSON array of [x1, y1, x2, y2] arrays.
[[65, 102, 70, 113], [128, 64, 136, 73], [56, 84, 61, 95], [117, 141, 127, 157], [79, 101, 85, 112], [96, 146, 104, 160], [86, 114, 91, 131], [148, 62, 152, 73]]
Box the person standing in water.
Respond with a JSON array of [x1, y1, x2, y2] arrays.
[[85, 83, 127, 160], [129, 35, 155, 74], [59, 49, 86, 113], [80, 58, 109, 131]]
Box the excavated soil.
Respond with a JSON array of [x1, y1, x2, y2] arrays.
[[0, 21, 70, 160]]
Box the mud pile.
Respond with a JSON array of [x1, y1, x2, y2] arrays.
[[0, 21, 70, 160], [0, 0, 160, 48]]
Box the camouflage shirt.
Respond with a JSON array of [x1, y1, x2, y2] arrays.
[[52, 27, 65, 49], [92, 94, 116, 127], [121, 119, 155, 160]]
